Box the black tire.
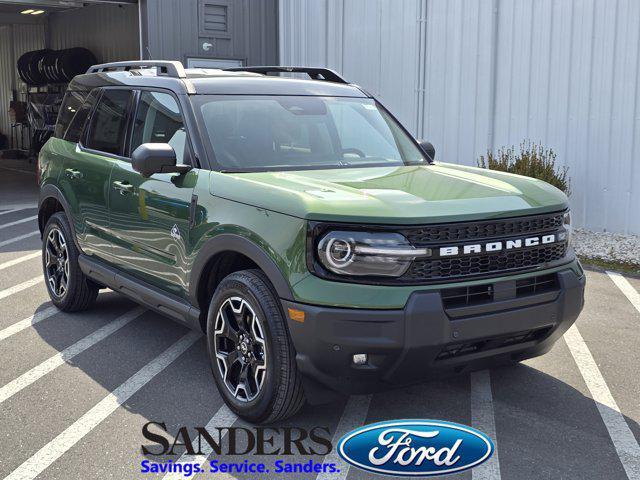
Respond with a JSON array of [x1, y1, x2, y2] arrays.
[[55, 48, 97, 82], [42, 212, 98, 312], [206, 269, 305, 424]]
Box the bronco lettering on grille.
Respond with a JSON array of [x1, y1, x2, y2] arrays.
[[438, 233, 561, 257]]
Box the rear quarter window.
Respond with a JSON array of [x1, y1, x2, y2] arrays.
[[64, 90, 100, 143], [54, 90, 89, 140]]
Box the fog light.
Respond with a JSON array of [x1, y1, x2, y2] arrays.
[[352, 354, 368, 365]]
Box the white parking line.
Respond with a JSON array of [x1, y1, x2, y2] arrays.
[[0, 305, 59, 342], [607, 271, 640, 315], [317, 395, 372, 480], [471, 370, 501, 480], [0, 231, 39, 249], [0, 307, 145, 404], [0, 277, 42, 301], [0, 215, 37, 231], [0, 206, 36, 217], [162, 404, 237, 480], [3, 330, 201, 480], [564, 324, 640, 479], [0, 252, 40, 271]]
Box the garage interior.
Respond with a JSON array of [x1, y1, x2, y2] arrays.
[[0, 0, 139, 207], [0, 0, 278, 209]]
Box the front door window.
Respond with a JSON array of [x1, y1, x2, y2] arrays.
[[130, 91, 188, 164]]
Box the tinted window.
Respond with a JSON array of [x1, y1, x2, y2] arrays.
[[131, 91, 188, 164], [85, 89, 132, 155], [63, 89, 100, 143], [197, 95, 424, 171], [54, 90, 88, 139]]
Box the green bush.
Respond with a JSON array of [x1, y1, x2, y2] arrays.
[[477, 142, 571, 196]]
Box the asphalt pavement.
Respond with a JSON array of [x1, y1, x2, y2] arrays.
[[0, 163, 638, 480]]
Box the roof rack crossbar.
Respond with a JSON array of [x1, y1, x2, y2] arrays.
[[86, 61, 187, 79], [224, 66, 348, 84]]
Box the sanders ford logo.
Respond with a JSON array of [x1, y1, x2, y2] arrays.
[[337, 420, 493, 476]]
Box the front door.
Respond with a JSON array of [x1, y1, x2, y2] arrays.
[[108, 90, 197, 298]]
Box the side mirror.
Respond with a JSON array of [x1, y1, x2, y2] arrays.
[[418, 140, 435, 161], [131, 143, 191, 177]]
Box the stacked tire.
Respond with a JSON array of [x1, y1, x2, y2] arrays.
[[17, 48, 97, 86]]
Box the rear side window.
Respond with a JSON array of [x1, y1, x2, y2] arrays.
[[85, 89, 132, 155], [54, 90, 88, 140]]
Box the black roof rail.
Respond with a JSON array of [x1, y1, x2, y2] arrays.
[[224, 66, 348, 84], [86, 60, 187, 79]]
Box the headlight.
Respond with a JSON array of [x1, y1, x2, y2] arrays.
[[563, 211, 572, 245], [316, 231, 430, 277]]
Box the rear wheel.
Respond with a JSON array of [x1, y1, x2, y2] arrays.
[[42, 212, 98, 312], [206, 269, 305, 423]]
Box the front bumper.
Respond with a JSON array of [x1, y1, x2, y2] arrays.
[[283, 268, 585, 396]]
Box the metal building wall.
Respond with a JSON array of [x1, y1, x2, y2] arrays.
[[140, 0, 278, 66], [279, 0, 421, 134], [279, 0, 640, 235], [0, 26, 13, 142], [48, 4, 140, 63], [0, 23, 45, 145]]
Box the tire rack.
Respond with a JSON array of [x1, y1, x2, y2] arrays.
[[24, 82, 67, 159]]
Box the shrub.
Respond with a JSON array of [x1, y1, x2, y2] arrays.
[[477, 141, 571, 196]]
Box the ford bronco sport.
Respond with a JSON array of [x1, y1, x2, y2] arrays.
[[38, 61, 585, 423]]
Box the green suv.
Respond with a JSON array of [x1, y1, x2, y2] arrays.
[[38, 61, 585, 423]]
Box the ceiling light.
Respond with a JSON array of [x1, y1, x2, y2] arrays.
[[31, 10, 45, 15], [20, 9, 35, 14]]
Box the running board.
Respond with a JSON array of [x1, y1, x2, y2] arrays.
[[78, 255, 201, 331]]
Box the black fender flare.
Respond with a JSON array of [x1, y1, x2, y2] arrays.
[[189, 234, 295, 306], [38, 184, 77, 241]]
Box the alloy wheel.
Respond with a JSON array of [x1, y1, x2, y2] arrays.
[[214, 296, 267, 402], [45, 227, 69, 299]]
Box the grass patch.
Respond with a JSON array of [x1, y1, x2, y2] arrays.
[[578, 256, 640, 277]]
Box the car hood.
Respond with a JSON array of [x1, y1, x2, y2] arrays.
[[209, 163, 569, 225]]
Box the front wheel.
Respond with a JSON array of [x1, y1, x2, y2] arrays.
[[206, 269, 305, 423]]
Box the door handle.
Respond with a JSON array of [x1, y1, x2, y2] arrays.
[[65, 168, 83, 180], [112, 181, 134, 195]]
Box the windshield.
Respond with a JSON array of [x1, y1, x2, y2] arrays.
[[195, 95, 425, 172]]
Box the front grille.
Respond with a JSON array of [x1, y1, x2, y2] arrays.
[[440, 273, 560, 310], [310, 211, 570, 285], [441, 284, 493, 309], [403, 243, 567, 282], [515, 273, 559, 295], [402, 213, 564, 245]]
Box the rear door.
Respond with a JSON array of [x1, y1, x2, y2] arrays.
[[57, 88, 134, 260], [108, 89, 197, 298], [73, 88, 135, 259]]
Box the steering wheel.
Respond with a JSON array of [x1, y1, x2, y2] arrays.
[[342, 148, 366, 158]]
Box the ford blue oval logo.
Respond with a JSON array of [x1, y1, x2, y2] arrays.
[[337, 419, 494, 476]]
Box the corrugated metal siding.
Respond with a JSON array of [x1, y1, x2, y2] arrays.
[[0, 23, 45, 145], [11, 23, 46, 90], [48, 4, 139, 63], [279, 0, 420, 132], [143, 0, 198, 60], [0, 26, 13, 142], [142, 0, 277, 65], [280, 0, 640, 235]]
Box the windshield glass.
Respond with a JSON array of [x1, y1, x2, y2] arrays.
[[195, 95, 425, 171]]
